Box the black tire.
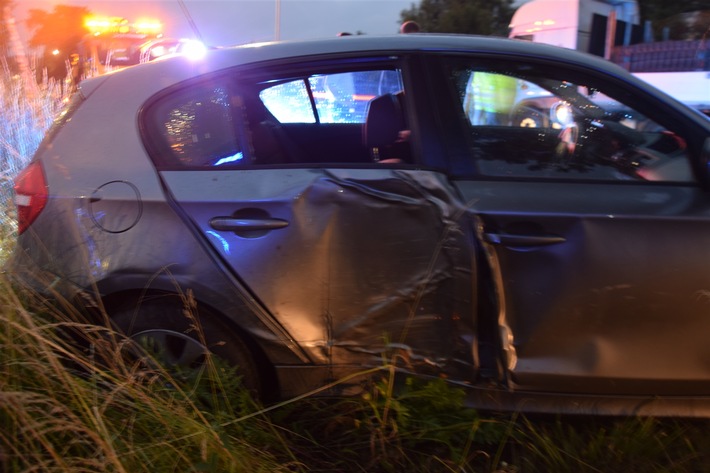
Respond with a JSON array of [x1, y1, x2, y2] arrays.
[[110, 295, 261, 397]]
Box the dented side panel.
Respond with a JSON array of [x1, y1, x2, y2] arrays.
[[160, 168, 477, 379]]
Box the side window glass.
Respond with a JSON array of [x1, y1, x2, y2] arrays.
[[309, 70, 403, 123], [452, 67, 694, 182], [463, 72, 519, 126], [259, 80, 316, 123], [260, 70, 403, 124], [143, 65, 408, 167], [144, 81, 245, 168]]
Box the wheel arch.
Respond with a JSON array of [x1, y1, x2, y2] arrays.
[[93, 287, 281, 401]]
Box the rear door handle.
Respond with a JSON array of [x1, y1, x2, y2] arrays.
[[209, 217, 289, 232], [483, 233, 566, 247]]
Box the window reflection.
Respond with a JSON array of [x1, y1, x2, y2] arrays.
[[451, 66, 692, 182]]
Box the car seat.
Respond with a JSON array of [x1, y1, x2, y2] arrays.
[[363, 92, 411, 163], [241, 92, 302, 164]]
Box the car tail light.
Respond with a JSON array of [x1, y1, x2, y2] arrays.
[[14, 161, 48, 235]]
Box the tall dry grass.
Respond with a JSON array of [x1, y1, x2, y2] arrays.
[[0, 280, 299, 472]]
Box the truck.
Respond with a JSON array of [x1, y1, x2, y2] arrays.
[[508, 0, 710, 116]]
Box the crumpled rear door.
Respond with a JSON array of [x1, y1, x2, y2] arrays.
[[160, 167, 477, 378]]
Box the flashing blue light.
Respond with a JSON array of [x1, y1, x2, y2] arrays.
[[206, 230, 231, 254], [214, 152, 243, 166]]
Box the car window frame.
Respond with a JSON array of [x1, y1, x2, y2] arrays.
[[424, 52, 707, 185], [139, 71, 252, 170], [140, 54, 446, 170]]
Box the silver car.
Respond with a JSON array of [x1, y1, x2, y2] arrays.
[[10, 34, 710, 416]]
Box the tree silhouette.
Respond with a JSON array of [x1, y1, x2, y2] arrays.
[[399, 0, 515, 37], [639, 0, 708, 24], [25, 5, 91, 82], [399, 0, 708, 40]]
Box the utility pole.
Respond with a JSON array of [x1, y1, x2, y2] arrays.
[[274, 0, 281, 40]]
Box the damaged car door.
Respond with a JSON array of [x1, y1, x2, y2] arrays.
[[140, 60, 478, 384]]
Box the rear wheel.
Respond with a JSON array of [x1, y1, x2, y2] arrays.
[[110, 296, 261, 397]]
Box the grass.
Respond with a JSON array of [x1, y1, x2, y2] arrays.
[[1, 282, 297, 472], [3, 276, 501, 472], [2, 58, 710, 473], [3, 287, 710, 472]]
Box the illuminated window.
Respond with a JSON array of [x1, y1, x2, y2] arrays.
[[260, 70, 403, 124], [144, 83, 245, 168]]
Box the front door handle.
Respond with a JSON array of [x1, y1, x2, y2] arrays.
[[209, 217, 289, 232], [483, 233, 566, 247]]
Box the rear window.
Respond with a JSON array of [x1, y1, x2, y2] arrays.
[[143, 80, 245, 168]]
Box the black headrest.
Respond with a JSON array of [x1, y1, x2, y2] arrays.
[[363, 93, 406, 149]]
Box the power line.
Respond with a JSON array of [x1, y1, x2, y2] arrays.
[[177, 0, 203, 42]]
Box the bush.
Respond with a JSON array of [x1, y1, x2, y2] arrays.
[[0, 63, 65, 237]]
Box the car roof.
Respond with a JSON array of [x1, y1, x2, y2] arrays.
[[78, 33, 635, 100], [79, 33, 710, 132]]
